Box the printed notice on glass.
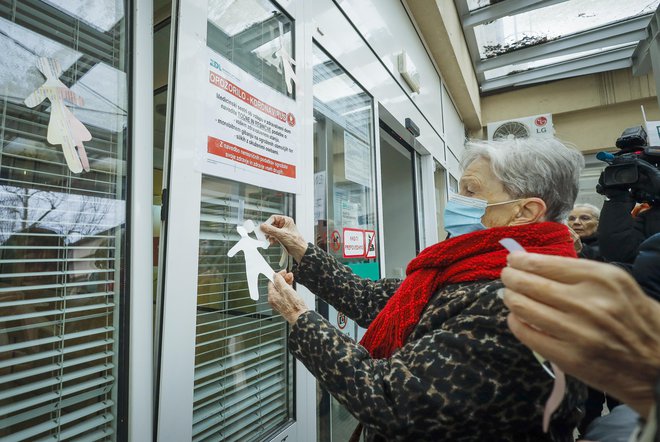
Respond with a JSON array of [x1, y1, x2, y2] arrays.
[[203, 48, 298, 193], [344, 131, 371, 188]]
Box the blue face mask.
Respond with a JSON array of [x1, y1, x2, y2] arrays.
[[443, 192, 522, 237]]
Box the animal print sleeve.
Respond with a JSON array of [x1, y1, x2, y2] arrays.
[[289, 307, 586, 440], [292, 243, 401, 327]]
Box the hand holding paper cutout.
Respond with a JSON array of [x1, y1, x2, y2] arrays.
[[268, 271, 308, 325], [260, 215, 307, 263], [501, 252, 660, 418], [227, 220, 275, 301], [24, 57, 92, 174]]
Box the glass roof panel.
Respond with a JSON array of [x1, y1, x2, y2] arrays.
[[474, 0, 658, 59], [467, 0, 493, 11], [483, 42, 635, 80]]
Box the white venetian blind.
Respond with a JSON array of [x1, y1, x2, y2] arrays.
[[191, 176, 294, 442], [0, 0, 128, 440]]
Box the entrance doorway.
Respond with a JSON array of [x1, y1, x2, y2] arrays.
[[378, 109, 422, 278]]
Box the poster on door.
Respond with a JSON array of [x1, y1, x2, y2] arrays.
[[344, 131, 371, 188], [202, 48, 298, 193]]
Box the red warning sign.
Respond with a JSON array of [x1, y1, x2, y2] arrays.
[[337, 312, 348, 330], [331, 230, 341, 252], [365, 230, 376, 259]]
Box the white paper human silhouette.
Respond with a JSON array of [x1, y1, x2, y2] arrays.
[[275, 22, 297, 95], [24, 57, 92, 174], [227, 220, 275, 301]]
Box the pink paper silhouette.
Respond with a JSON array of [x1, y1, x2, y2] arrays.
[[24, 57, 92, 174]]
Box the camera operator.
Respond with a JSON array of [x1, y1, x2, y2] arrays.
[[596, 126, 660, 263]]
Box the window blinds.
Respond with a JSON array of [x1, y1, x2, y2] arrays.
[[0, 0, 128, 440], [191, 177, 294, 442]]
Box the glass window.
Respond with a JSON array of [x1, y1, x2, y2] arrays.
[[207, 0, 294, 97], [192, 177, 294, 441], [467, 0, 492, 11], [312, 43, 378, 442], [0, 0, 128, 439]]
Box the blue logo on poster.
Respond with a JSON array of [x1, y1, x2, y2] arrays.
[[209, 59, 221, 71]]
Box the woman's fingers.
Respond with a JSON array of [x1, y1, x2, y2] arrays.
[[500, 266, 582, 311], [502, 288, 582, 341], [507, 253, 602, 285], [506, 313, 578, 370], [277, 269, 294, 285]]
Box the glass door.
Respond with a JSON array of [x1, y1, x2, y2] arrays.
[[156, 0, 306, 440], [312, 44, 379, 442], [378, 116, 422, 279]]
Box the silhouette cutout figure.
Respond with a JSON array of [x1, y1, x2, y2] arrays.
[[24, 57, 92, 174], [227, 220, 275, 301]]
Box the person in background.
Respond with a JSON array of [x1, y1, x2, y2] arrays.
[[597, 185, 660, 263], [567, 203, 602, 261], [501, 253, 660, 442], [263, 138, 587, 441]]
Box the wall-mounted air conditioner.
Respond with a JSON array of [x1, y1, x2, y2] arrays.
[[487, 114, 554, 140]]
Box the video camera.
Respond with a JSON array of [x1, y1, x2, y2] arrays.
[[596, 126, 660, 204]]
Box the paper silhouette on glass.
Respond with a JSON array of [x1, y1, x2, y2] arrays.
[[275, 22, 296, 94], [24, 57, 92, 174], [227, 220, 275, 301]]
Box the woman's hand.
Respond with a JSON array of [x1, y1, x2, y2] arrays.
[[261, 215, 308, 263], [501, 253, 660, 417], [567, 226, 583, 254], [268, 270, 308, 325]]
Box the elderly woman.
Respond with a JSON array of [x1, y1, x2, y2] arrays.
[[263, 138, 587, 441], [568, 203, 602, 261]]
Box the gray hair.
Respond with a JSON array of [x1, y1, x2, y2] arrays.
[[572, 203, 600, 219], [460, 137, 584, 222]]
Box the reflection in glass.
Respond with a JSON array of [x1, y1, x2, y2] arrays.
[[0, 0, 128, 439], [192, 176, 294, 441], [207, 0, 294, 97], [312, 44, 377, 442], [434, 162, 447, 242]]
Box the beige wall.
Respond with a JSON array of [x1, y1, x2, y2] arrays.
[[480, 68, 660, 152]]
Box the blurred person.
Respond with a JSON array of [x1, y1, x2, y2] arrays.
[[501, 253, 660, 442], [568, 203, 602, 261], [631, 232, 660, 301], [263, 138, 587, 441], [597, 180, 660, 264]]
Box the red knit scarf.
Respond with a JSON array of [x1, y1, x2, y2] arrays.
[[359, 222, 577, 359]]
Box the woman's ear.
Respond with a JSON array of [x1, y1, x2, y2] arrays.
[[510, 197, 547, 226]]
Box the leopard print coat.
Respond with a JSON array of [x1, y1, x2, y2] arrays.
[[289, 244, 586, 441]]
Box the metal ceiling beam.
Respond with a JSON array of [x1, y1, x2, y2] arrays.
[[480, 45, 635, 92], [632, 8, 660, 76], [461, 0, 570, 29], [477, 14, 650, 73], [454, 0, 485, 83], [515, 59, 632, 86]]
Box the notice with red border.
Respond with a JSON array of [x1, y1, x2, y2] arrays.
[[343, 228, 365, 258], [203, 48, 298, 193]]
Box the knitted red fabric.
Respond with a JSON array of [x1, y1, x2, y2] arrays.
[[359, 222, 577, 359]]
